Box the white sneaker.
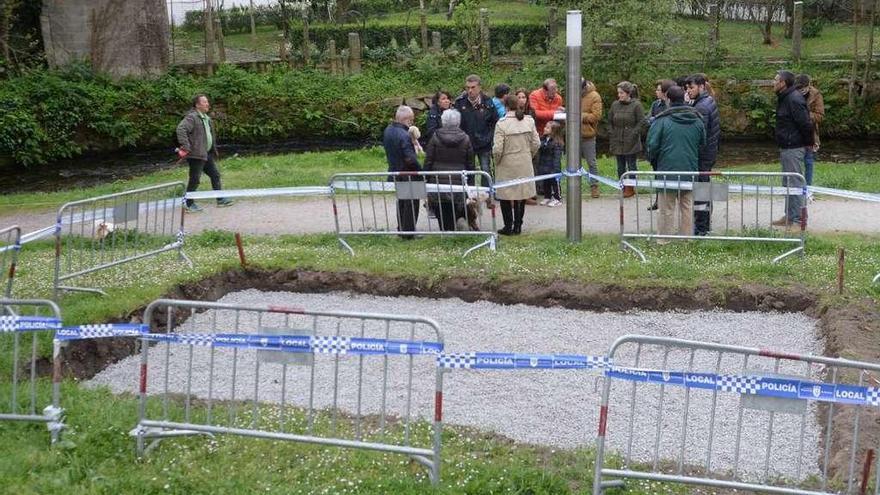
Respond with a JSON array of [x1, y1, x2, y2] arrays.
[[548, 199, 562, 207], [539, 198, 552, 206]]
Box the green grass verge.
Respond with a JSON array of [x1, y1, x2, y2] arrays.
[[2, 147, 878, 213]]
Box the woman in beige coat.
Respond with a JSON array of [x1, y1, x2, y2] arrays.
[[493, 94, 539, 235]]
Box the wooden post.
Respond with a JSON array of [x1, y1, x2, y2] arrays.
[[548, 6, 558, 42], [234, 233, 247, 268], [792, 1, 803, 62], [479, 8, 489, 63], [431, 30, 441, 53], [348, 32, 362, 74], [249, 0, 256, 42], [708, 3, 719, 50], [204, 0, 215, 75], [419, 0, 429, 51], [837, 247, 846, 295], [328, 39, 338, 75], [864, 0, 879, 96], [302, 16, 311, 66], [850, 0, 862, 106], [215, 12, 226, 63]]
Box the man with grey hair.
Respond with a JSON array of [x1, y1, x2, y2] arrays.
[[424, 108, 475, 230], [453, 74, 498, 183], [383, 105, 422, 238]]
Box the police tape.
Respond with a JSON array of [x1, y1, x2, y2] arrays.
[[142, 332, 444, 356], [808, 185, 880, 203], [620, 179, 804, 196], [588, 172, 624, 190], [605, 366, 880, 408], [494, 173, 563, 190], [185, 186, 333, 200], [54, 323, 149, 341], [437, 352, 611, 370], [0, 315, 62, 332], [434, 351, 880, 408]]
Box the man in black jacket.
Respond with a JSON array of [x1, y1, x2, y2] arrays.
[[453, 74, 498, 187], [771, 70, 813, 228], [686, 74, 720, 235], [383, 105, 422, 238]]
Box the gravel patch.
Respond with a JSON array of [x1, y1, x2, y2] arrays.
[[89, 289, 822, 481]]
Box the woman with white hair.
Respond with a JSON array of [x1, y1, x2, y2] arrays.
[[424, 108, 475, 231]]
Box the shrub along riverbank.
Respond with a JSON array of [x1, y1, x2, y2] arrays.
[[1, 61, 879, 168]]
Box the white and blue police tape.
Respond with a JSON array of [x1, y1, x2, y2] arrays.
[[588, 172, 624, 190], [143, 332, 443, 356], [437, 352, 612, 370], [54, 323, 149, 341], [186, 186, 333, 200], [808, 185, 880, 203], [605, 366, 880, 408], [0, 315, 62, 332], [494, 173, 563, 190]]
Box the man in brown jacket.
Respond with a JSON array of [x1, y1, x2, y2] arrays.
[[176, 94, 233, 213], [580, 78, 604, 198], [795, 74, 824, 192]]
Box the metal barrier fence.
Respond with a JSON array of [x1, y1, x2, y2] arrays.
[[593, 335, 880, 495], [619, 171, 807, 263], [1, 226, 20, 298], [0, 298, 64, 443], [53, 182, 190, 298], [329, 171, 496, 257], [133, 299, 445, 484]]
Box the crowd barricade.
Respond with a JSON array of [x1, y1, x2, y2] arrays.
[[619, 171, 807, 263], [0, 298, 64, 443], [1, 226, 20, 297], [329, 171, 496, 257], [132, 299, 445, 484], [593, 334, 880, 495], [53, 182, 190, 299]]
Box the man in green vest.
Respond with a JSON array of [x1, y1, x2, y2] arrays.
[[176, 94, 233, 213]]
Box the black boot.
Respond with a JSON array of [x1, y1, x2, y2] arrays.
[[513, 200, 525, 235], [498, 200, 514, 235]]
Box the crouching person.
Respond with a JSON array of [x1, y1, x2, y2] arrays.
[[424, 109, 475, 231], [645, 86, 706, 244]]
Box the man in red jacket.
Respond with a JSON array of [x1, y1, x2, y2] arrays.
[[529, 78, 564, 139]]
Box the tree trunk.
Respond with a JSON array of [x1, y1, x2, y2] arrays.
[[0, 0, 13, 63], [447, 0, 457, 21], [851, 0, 862, 106], [419, 0, 428, 51], [864, 0, 879, 97], [302, 16, 310, 66], [249, 0, 256, 41], [783, 0, 794, 38], [205, 0, 215, 75]]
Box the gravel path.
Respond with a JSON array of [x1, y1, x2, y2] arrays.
[[88, 289, 822, 482], [4, 195, 880, 238]]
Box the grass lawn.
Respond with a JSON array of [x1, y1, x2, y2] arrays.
[[172, 0, 878, 64], [1, 147, 878, 214]]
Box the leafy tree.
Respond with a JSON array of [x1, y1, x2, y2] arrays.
[[580, 0, 678, 81]]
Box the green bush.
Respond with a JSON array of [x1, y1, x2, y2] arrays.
[[287, 21, 547, 56], [802, 17, 824, 38]]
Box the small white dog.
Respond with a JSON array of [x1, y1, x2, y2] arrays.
[[94, 220, 115, 241]]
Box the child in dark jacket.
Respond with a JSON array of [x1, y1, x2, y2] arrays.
[[537, 121, 564, 206]]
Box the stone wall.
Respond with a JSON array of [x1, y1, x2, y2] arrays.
[[41, 0, 169, 77]]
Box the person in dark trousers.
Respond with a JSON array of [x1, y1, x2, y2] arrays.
[[424, 90, 453, 145], [176, 94, 233, 213], [772, 70, 814, 227], [383, 105, 423, 239], [608, 81, 644, 198], [453, 74, 499, 185], [646, 86, 706, 243], [423, 109, 474, 231], [537, 121, 564, 207], [795, 74, 825, 193], [686, 73, 720, 235]]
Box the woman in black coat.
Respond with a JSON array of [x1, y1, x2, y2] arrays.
[[424, 90, 453, 145]]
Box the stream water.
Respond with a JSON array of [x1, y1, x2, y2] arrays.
[[1, 138, 878, 194]]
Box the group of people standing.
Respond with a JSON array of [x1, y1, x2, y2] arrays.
[[381, 69, 824, 240]]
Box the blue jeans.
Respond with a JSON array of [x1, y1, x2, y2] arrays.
[[803, 148, 815, 186]]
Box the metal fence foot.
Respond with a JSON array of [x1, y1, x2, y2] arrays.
[[621, 241, 647, 263], [178, 249, 193, 268], [463, 236, 495, 258], [338, 238, 355, 256], [772, 245, 803, 264], [55, 285, 108, 297]]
